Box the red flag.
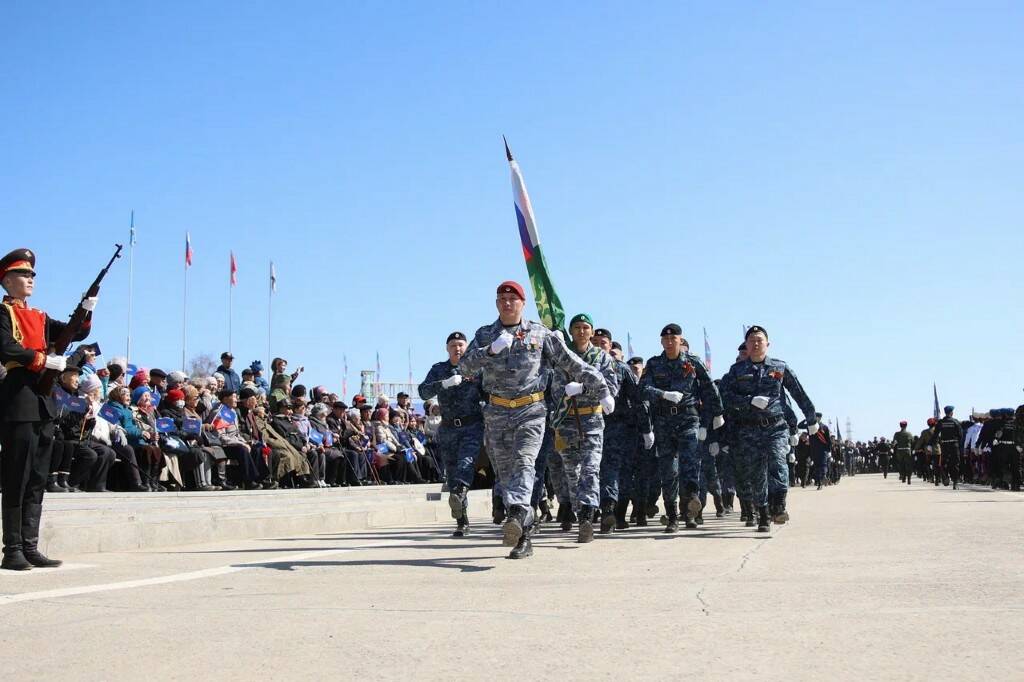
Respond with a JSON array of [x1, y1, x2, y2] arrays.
[[230, 251, 238, 286], [185, 232, 193, 267]]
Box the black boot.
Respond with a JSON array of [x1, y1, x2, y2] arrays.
[[21, 503, 61, 568], [448, 484, 467, 520], [502, 504, 527, 547], [756, 505, 771, 533], [216, 462, 236, 491], [772, 491, 790, 525], [58, 473, 79, 492], [743, 500, 756, 527], [538, 498, 553, 522], [492, 495, 506, 525], [635, 499, 648, 527], [739, 499, 749, 523], [599, 501, 615, 535], [722, 491, 734, 513], [452, 514, 470, 538], [1, 506, 32, 570], [578, 505, 595, 543], [614, 499, 630, 530], [712, 493, 724, 518], [508, 526, 533, 559], [663, 501, 679, 533], [46, 473, 66, 494]]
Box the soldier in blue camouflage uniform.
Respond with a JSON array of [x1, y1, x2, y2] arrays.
[[593, 329, 653, 532], [640, 324, 724, 533], [720, 325, 817, 534], [548, 314, 619, 543], [716, 344, 749, 516], [460, 282, 611, 559], [418, 331, 483, 538]]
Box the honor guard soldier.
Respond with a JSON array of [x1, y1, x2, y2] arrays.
[[719, 326, 816, 533], [1, 249, 97, 570], [935, 406, 964, 488], [639, 323, 724, 533], [418, 331, 484, 537], [459, 281, 610, 559]]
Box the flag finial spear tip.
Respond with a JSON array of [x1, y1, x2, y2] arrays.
[[503, 135, 513, 162]]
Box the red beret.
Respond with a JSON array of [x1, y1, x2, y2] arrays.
[[497, 280, 525, 301]]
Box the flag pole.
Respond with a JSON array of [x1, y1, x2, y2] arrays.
[[126, 210, 135, 365], [268, 260, 273, 374], [228, 252, 234, 353], [182, 248, 188, 372]]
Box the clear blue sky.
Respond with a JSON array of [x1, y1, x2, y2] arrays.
[[3, 2, 1021, 439]]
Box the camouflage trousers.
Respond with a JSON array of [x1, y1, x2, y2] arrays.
[[653, 414, 700, 510], [483, 402, 545, 516], [697, 441, 721, 505], [733, 423, 789, 508], [556, 428, 603, 511], [600, 420, 637, 505], [438, 422, 484, 489], [718, 442, 736, 494], [531, 428, 555, 508]]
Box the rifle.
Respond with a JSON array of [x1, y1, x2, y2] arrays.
[[36, 244, 123, 396]]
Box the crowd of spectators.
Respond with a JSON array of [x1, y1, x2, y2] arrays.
[[12, 346, 446, 496]]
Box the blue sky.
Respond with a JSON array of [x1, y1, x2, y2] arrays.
[[2, 1, 1021, 439]]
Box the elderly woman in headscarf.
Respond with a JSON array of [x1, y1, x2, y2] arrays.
[[104, 386, 152, 492], [131, 387, 175, 491], [159, 386, 219, 491]]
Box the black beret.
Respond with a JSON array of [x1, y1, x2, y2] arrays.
[[149, 368, 168, 379], [660, 323, 682, 337], [0, 248, 37, 278], [239, 387, 257, 400], [446, 331, 467, 343], [745, 325, 768, 340], [611, 341, 622, 350], [221, 351, 234, 359], [593, 328, 612, 340], [332, 401, 348, 410]]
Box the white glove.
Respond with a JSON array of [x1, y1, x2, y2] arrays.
[[81, 296, 98, 312], [554, 330, 566, 343], [663, 391, 683, 404], [790, 434, 799, 446], [709, 442, 720, 457], [45, 354, 67, 371], [564, 382, 584, 397], [490, 331, 514, 354], [642, 432, 655, 450], [721, 445, 729, 454], [697, 427, 707, 442], [787, 452, 796, 464], [600, 394, 615, 415], [712, 415, 725, 430], [807, 422, 820, 435], [750, 396, 770, 410], [440, 375, 463, 389]]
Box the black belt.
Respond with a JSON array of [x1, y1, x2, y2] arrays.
[[994, 440, 1016, 445], [655, 405, 698, 417], [442, 414, 482, 428], [736, 415, 785, 428]]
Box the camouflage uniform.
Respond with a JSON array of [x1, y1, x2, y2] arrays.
[[418, 357, 484, 526], [549, 343, 620, 514], [719, 356, 815, 525], [600, 357, 651, 523], [640, 351, 722, 528], [460, 319, 609, 540]]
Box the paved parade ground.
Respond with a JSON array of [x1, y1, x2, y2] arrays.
[[1, 475, 1022, 681]]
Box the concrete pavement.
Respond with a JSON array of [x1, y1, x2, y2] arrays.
[[1, 474, 1022, 680]]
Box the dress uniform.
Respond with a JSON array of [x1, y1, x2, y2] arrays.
[[1, 248, 96, 570], [935, 406, 964, 488]]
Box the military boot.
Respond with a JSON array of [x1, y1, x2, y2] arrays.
[[578, 505, 595, 543], [46, 473, 66, 494], [599, 501, 616, 535], [21, 503, 61, 568], [558, 504, 573, 532], [452, 514, 470, 538], [635, 499, 648, 527], [538, 497, 553, 522], [756, 505, 771, 533], [722, 491, 734, 514], [663, 501, 679, 533], [502, 504, 528, 547], [712, 493, 724, 518], [448, 484, 467, 520], [772, 491, 790, 525], [492, 495, 506, 525], [739, 499, 749, 524], [743, 500, 756, 528], [508, 525, 533, 559], [614, 499, 630, 530]]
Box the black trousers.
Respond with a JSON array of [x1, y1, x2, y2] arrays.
[[0, 420, 51, 554], [222, 443, 259, 482]]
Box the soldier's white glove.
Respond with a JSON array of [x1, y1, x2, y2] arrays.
[[490, 331, 514, 355], [790, 434, 799, 446], [81, 296, 98, 312], [45, 354, 67, 371], [750, 396, 770, 410], [642, 432, 655, 450], [441, 375, 463, 389], [788, 452, 796, 464], [709, 442, 720, 457], [554, 330, 566, 343], [663, 391, 683, 404], [564, 382, 584, 397], [712, 415, 725, 430], [721, 445, 729, 454], [807, 422, 820, 435], [600, 395, 615, 415], [697, 427, 707, 442]]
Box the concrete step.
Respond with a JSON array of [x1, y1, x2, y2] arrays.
[[38, 485, 493, 556]]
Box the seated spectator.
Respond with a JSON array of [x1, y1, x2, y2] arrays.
[[148, 369, 168, 406], [237, 387, 279, 489], [267, 398, 316, 488], [208, 389, 262, 489], [131, 387, 172, 491], [256, 398, 313, 487], [159, 387, 219, 491], [104, 386, 150, 492], [326, 402, 368, 485], [50, 366, 114, 492]]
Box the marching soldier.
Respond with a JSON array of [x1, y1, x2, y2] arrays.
[[418, 331, 484, 537], [459, 281, 611, 559], [935, 406, 964, 488], [1, 249, 97, 570]]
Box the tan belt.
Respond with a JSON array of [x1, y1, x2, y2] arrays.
[[567, 405, 603, 416], [489, 392, 544, 409]]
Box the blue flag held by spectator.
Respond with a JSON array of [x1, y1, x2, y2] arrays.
[[376, 443, 390, 454], [155, 417, 176, 434], [404, 448, 415, 463], [98, 403, 121, 424], [308, 429, 324, 446], [183, 417, 202, 434]]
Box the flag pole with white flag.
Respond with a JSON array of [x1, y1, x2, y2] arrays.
[[268, 260, 276, 372], [229, 251, 238, 352], [126, 210, 136, 366], [504, 136, 566, 333], [182, 232, 193, 371]]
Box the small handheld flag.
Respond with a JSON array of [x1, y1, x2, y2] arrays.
[[230, 251, 238, 286], [376, 443, 390, 454], [99, 403, 121, 424], [270, 261, 276, 293], [404, 448, 415, 463], [308, 429, 324, 446], [155, 417, 176, 434], [211, 404, 237, 430], [183, 417, 202, 434], [703, 327, 712, 373]]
